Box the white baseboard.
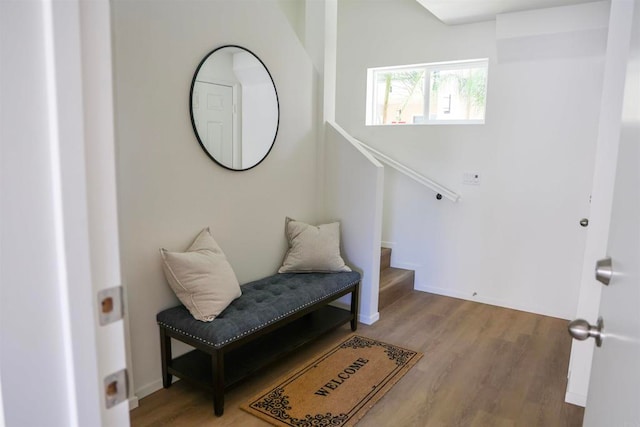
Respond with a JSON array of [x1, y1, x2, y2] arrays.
[[393, 261, 419, 270], [134, 375, 180, 406], [128, 395, 139, 411], [381, 241, 395, 249], [135, 379, 163, 402], [359, 311, 379, 325], [565, 391, 587, 407], [414, 283, 570, 320], [332, 301, 379, 325]]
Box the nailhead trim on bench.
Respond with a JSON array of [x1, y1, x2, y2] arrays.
[[158, 277, 359, 349]]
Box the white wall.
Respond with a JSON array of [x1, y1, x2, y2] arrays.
[[336, 0, 607, 320], [242, 82, 278, 167], [324, 123, 384, 324], [278, 0, 306, 46], [111, 0, 319, 399], [234, 53, 280, 169], [197, 50, 237, 84]]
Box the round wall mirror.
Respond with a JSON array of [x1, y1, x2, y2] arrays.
[[189, 45, 279, 171]]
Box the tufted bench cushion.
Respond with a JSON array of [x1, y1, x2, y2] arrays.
[[157, 271, 361, 349]]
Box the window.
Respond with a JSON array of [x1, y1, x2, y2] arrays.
[[366, 59, 488, 126]]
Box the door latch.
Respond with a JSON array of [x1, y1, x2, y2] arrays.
[[98, 286, 124, 326], [104, 369, 128, 409]]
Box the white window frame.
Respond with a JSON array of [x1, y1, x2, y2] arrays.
[[366, 58, 489, 126]]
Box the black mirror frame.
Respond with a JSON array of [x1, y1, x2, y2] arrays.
[[189, 45, 280, 171]]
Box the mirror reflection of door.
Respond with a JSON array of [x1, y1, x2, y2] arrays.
[[192, 81, 238, 168], [190, 45, 278, 171]]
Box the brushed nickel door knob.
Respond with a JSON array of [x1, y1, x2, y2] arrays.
[[568, 317, 604, 347]]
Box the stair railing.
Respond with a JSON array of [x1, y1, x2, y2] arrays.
[[350, 137, 461, 202]]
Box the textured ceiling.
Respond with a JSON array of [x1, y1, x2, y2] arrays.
[[415, 0, 603, 25]]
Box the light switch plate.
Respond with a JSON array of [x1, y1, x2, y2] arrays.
[[463, 172, 481, 185]]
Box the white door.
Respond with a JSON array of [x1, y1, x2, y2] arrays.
[[1, 0, 131, 425], [581, 1, 640, 424], [193, 81, 234, 166]]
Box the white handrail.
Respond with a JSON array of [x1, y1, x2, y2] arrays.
[[353, 140, 461, 202], [327, 121, 383, 169]]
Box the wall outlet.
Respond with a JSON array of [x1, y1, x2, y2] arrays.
[[463, 172, 481, 185]]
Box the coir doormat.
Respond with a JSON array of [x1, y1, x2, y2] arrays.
[[242, 335, 422, 426]]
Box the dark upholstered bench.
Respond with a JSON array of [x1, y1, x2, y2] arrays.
[[156, 271, 360, 416]]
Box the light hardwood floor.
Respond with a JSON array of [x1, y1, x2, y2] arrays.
[[130, 291, 584, 426]]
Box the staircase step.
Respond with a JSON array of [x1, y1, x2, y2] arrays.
[[379, 267, 414, 310], [380, 247, 392, 270]]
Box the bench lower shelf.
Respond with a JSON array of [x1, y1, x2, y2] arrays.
[[168, 305, 353, 391]]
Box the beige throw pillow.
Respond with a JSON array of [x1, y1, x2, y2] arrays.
[[278, 217, 351, 273], [160, 227, 241, 321]]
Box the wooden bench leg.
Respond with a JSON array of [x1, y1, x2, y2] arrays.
[[212, 350, 225, 416], [159, 327, 172, 388], [351, 282, 360, 331]]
